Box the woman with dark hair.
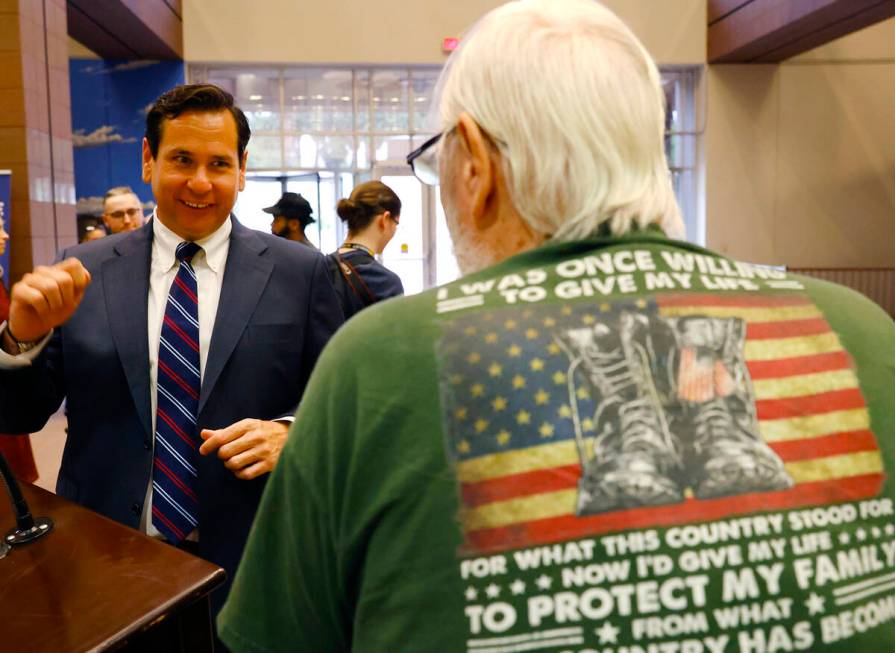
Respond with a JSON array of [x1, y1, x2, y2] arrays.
[[328, 181, 404, 319]]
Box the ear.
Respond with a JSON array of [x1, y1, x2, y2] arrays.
[[238, 149, 248, 192], [141, 137, 153, 184], [378, 211, 391, 232], [455, 113, 496, 229]]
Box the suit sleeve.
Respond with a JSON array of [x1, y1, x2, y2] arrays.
[[0, 251, 69, 433], [282, 254, 344, 418]]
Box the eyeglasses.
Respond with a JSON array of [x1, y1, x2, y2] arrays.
[[406, 132, 443, 186], [106, 208, 143, 220]]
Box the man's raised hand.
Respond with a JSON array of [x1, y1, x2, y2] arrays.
[[8, 258, 91, 343]]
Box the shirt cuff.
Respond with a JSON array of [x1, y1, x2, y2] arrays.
[[274, 415, 295, 424], [0, 322, 53, 368]]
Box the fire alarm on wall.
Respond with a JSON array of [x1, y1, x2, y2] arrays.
[[442, 37, 460, 53]]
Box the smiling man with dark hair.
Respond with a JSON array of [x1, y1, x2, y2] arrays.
[[0, 83, 343, 620]]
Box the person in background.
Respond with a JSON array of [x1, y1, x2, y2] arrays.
[[102, 186, 144, 234], [327, 180, 404, 319], [81, 225, 107, 242], [266, 191, 317, 249], [219, 1, 895, 652], [0, 215, 38, 483]]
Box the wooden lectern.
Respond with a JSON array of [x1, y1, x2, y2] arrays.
[[0, 482, 226, 652]]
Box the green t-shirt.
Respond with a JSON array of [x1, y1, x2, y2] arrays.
[[219, 233, 895, 653]]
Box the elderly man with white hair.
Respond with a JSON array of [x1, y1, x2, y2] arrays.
[[219, 1, 895, 651]]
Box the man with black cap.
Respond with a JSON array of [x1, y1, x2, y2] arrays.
[[265, 191, 317, 249]]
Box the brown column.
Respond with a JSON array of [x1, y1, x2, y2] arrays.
[[0, 0, 76, 283]]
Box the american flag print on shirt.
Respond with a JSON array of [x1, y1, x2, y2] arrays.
[[437, 293, 883, 555]]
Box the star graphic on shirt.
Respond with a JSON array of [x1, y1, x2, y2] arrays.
[[576, 386, 591, 400], [485, 583, 501, 599], [516, 410, 531, 425], [496, 430, 511, 446], [492, 396, 508, 412], [543, 317, 556, 327], [510, 579, 526, 595], [505, 319, 518, 330], [526, 328, 539, 340], [552, 371, 566, 385], [485, 332, 499, 344], [805, 592, 826, 616], [512, 375, 527, 389], [595, 622, 620, 644], [539, 422, 555, 438], [886, 524, 895, 537], [474, 418, 489, 434], [454, 407, 468, 420], [530, 358, 545, 371], [838, 532, 851, 545], [536, 575, 553, 590], [535, 389, 550, 405], [465, 586, 478, 601], [471, 384, 485, 398], [507, 344, 522, 357], [561, 305, 573, 316], [558, 404, 572, 419], [581, 314, 595, 325], [467, 352, 481, 364], [857, 528, 867, 541], [547, 342, 561, 355], [464, 326, 477, 336], [457, 440, 470, 454], [488, 363, 503, 377]]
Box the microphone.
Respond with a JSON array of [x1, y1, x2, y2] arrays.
[[0, 450, 53, 549]]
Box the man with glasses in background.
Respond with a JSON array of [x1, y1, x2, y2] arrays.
[[101, 186, 144, 233], [220, 1, 895, 651]]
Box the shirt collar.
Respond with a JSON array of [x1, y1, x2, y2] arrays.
[[151, 209, 232, 274]]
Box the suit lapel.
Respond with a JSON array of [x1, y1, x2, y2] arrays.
[[103, 225, 153, 439], [199, 218, 273, 414]]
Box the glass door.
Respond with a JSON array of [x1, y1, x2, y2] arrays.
[[373, 166, 432, 295]]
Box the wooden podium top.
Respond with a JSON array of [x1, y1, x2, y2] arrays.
[[0, 483, 225, 652]]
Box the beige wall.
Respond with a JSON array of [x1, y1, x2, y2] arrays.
[[705, 18, 895, 267], [183, 0, 706, 65]]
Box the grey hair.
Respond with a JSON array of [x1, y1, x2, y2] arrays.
[[434, 0, 684, 240]]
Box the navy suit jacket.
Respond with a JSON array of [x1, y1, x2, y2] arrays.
[[0, 216, 343, 609]]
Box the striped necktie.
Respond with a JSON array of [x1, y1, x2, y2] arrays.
[[152, 241, 202, 543]]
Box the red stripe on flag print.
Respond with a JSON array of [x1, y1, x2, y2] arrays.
[[453, 293, 882, 554], [756, 388, 866, 420], [747, 318, 831, 340], [464, 474, 884, 554], [151, 505, 185, 541], [155, 458, 199, 502], [747, 351, 852, 380]]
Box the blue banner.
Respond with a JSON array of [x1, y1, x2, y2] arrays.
[[0, 170, 10, 290]]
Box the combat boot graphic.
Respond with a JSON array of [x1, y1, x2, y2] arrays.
[[668, 316, 794, 498], [557, 314, 684, 516]]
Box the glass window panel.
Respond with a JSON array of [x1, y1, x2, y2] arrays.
[[385, 259, 425, 295], [374, 135, 412, 163], [234, 178, 282, 233], [380, 175, 424, 258], [372, 70, 409, 132], [284, 135, 354, 170], [355, 70, 370, 132], [284, 69, 354, 131], [230, 72, 280, 132], [246, 135, 282, 170], [356, 137, 370, 169], [410, 70, 440, 132]]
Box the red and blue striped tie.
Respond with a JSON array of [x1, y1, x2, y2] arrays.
[[152, 241, 202, 543]]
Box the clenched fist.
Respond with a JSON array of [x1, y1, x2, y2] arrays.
[[7, 258, 92, 343]]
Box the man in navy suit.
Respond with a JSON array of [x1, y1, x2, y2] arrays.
[[0, 84, 343, 612]]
